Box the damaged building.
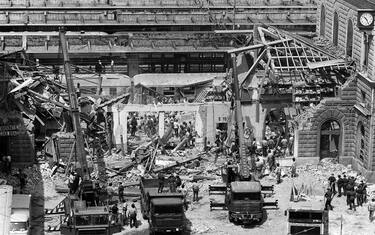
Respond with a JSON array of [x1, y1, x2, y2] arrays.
[[295, 0, 375, 181]]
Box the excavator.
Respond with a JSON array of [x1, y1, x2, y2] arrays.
[[208, 53, 278, 224]]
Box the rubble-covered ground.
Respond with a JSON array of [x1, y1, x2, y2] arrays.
[[12, 140, 373, 235]]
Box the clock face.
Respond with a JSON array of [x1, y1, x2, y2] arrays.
[[360, 12, 374, 26]]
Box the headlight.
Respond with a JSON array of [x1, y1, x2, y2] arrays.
[[176, 228, 179, 231]]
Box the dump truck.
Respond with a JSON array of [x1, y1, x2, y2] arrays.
[[209, 180, 278, 224], [140, 177, 186, 234], [286, 200, 329, 235], [10, 194, 32, 235]]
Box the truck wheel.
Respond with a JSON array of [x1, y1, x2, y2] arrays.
[[228, 212, 234, 223]]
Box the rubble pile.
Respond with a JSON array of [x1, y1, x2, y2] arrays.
[[301, 158, 367, 187], [313, 37, 346, 58]]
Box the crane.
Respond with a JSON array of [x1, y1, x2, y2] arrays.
[[59, 27, 89, 179]]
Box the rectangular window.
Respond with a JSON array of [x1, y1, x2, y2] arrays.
[[109, 88, 117, 96]]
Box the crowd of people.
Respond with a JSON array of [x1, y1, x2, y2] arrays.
[[324, 173, 374, 221], [127, 112, 197, 148]]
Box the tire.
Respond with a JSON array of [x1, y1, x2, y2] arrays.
[[228, 212, 234, 223]]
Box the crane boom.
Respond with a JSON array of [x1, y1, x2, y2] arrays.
[[231, 53, 251, 179], [59, 28, 89, 178]]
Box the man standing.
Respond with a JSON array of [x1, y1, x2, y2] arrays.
[[122, 199, 128, 224], [168, 174, 177, 193], [328, 174, 336, 194], [118, 182, 124, 202], [111, 203, 119, 224], [158, 172, 165, 193], [324, 187, 333, 210], [275, 163, 282, 184], [290, 158, 297, 178], [342, 174, 349, 196], [348, 189, 356, 211], [368, 198, 375, 222], [128, 203, 138, 228], [18, 169, 27, 194], [192, 182, 201, 202], [337, 175, 344, 197]]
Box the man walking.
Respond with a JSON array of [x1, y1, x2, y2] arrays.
[[324, 187, 333, 210], [328, 174, 336, 195]]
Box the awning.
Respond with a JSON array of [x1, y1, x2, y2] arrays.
[[134, 73, 225, 88]]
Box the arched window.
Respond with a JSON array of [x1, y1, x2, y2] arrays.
[[333, 12, 339, 46], [356, 122, 366, 162], [320, 120, 340, 159], [346, 19, 353, 57], [320, 5, 326, 36]]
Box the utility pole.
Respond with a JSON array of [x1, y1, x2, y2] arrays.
[[59, 28, 89, 178], [231, 53, 251, 179]]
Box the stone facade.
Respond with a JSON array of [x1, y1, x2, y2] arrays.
[[297, 0, 375, 181]]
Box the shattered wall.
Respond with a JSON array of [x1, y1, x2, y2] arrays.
[[296, 75, 375, 181]]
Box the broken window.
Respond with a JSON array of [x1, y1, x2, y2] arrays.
[[346, 19, 353, 57], [333, 12, 339, 46], [109, 88, 117, 96], [357, 123, 366, 162], [320, 5, 326, 37]]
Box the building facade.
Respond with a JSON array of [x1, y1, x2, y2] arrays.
[[296, 0, 375, 181]]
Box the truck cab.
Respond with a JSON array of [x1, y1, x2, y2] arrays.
[[149, 197, 185, 234], [140, 177, 186, 234], [227, 181, 264, 223], [10, 194, 31, 235], [60, 204, 122, 235]]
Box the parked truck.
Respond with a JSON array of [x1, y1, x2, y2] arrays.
[[140, 177, 186, 234], [10, 194, 31, 235], [209, 180, 278, 224], [285, 200, 329, 235]]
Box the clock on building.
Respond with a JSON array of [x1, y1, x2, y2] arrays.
[[358, 10, 375, 30]]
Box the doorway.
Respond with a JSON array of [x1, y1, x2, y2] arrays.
[[0, 136, 9, 156], [320, 120, 340, 159]]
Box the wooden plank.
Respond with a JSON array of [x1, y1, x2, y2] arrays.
[[307, 59, 346, 69]]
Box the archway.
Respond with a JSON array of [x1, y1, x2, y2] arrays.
[[320, 120, 340, 159], [320, 5, 326, 36], [333, 12, 339, 46], [346, 19, 353, 57]]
